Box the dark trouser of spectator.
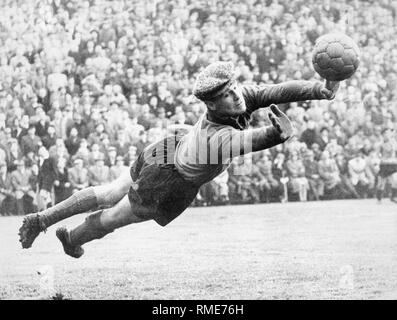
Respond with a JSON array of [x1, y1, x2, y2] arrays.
[[353, 181, 369, 199], [273, 183, 284, 202], [0, 195, 17, 216], [375, 175, 391, 202], [228, 181, 259, 204], [322, 184, 344, 200], [389, 173, 397, 203], [287, 179, 299, 201], [16, 194, 36, 215], [266, 179, 282, 203], [258, 180, 271, 203], [54, 188, 73, 205], [243, 182, 260, 203], [339, 175, 360, 199], [307, 178, 324, 201], [390, 188, 397, 203]]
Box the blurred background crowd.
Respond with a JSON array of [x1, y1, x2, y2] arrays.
[[1, 0, 397, 215]]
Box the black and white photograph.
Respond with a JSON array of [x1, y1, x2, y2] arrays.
[[0, 0, 396, 303]]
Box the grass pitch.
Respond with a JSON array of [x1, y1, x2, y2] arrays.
[[0, 199, 396, 300]]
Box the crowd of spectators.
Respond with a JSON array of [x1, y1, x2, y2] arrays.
[[1, 0, 397, 215]]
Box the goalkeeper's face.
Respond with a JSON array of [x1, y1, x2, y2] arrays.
[[209, 81, 246, 117]]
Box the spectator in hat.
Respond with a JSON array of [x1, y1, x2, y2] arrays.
[[68, 158, 89, 193], [88, 153, 110, 186], [109, 156, 128, 181]]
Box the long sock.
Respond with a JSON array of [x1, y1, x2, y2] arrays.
[[69, 210, 114, 246], [39, 187, 98, 229], [390, 188, 397, 202], [376, 189, 383, 201]]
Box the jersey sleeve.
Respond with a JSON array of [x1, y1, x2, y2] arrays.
[[242, 81, 325, 113], [209, 125, 285, 164]]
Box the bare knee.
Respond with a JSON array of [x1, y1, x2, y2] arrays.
[[95, 171, 132, 206], [100, 196, 147, 229]]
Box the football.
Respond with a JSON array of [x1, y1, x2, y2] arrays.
[[312, 33, 360, 81]]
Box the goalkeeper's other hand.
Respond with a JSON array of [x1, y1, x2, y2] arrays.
[[268, 104, 294, 141]]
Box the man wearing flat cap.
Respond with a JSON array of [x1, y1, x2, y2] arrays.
[[19, 61, 339, 258], [68, 158, 89, 194], [88, 153, 110, 186]]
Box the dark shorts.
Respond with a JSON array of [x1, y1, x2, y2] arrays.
[[379, 160, 397, 178], [128, 135, 200, 226]]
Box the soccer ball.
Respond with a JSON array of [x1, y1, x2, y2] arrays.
[[312, 33, 360, 81]]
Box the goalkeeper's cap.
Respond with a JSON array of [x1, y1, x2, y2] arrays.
[[193, 61, 235, 101]]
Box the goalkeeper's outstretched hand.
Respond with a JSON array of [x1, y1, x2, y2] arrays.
[[268, 104, 294, 141], [320, 79, 340, 100]]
